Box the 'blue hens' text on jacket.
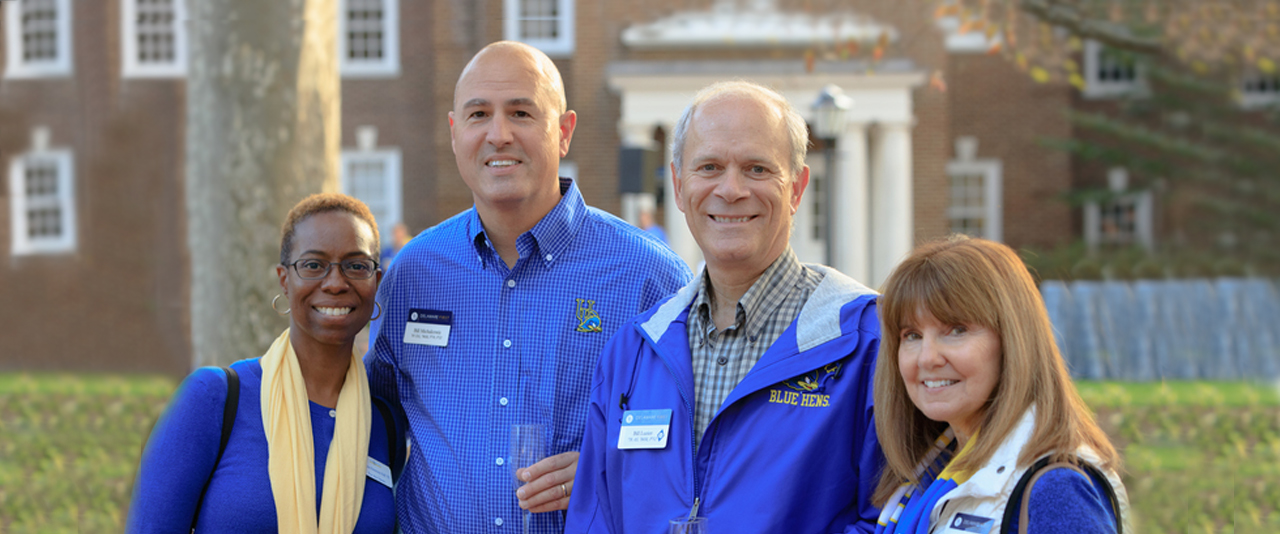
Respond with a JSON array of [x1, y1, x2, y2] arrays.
[[565, 265, 885, 534]]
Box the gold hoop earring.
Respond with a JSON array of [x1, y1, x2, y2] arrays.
[[370, 302, 382, 321], [272, 294, 291, 316]]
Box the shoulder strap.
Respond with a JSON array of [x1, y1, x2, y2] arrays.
[[371, 395, 402, 484], [1017, 461, 1086, 534], [1000, 457, 1122, 534], [190, 365, 239, 532], [371, 395, 403, 534]]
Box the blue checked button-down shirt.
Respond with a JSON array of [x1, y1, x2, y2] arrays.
[[366, 179, 692, 534]]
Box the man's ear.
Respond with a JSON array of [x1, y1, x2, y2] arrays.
[[671, 162, 687, 214], [558, 110, 578, 158], [790, 165, 810, 215], [448, 111, 457, 155]]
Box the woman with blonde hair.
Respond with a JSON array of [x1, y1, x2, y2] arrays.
[[872, 236, 1128, 534]]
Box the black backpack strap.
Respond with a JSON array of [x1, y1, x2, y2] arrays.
[[371, 395, 403, 484], [1000, 456, 1122, 534], [1077, 462, 1122, 534], [371, 395, 403, 533], [190, 365, 239, 532]]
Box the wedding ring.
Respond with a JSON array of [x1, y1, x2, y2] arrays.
[[561, 483, 568, 498]]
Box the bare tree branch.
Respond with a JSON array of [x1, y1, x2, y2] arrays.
[[1020, 0, 1163, 54]]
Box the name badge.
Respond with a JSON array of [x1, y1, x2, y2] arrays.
[[367, 457, 393, 488], [942, 513, 995, 534], [404, 309, 451, 347], [617, 409, 672, 450]]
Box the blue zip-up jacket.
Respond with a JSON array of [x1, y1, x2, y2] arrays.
[[565, 265, 884, 534]]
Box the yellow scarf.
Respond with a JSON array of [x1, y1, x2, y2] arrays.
[[260, 329, 370, 534]]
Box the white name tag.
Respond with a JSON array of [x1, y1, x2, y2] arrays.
[[941, 513, 995, 534], [367, 457, 393, 488], [404, 309, 451, 347], [617, 409, 672, 450]]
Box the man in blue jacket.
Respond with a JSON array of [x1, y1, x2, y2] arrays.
[[565, 81, 884, 533]]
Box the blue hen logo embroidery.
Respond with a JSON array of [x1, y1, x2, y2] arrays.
[[783, 363, 842, 393], [575, 298, 603, 333]]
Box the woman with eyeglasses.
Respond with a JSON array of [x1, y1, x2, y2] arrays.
[[129, 193, 404, 534]]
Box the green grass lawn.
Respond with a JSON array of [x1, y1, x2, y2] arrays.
[[0, 375, 1276, 533]]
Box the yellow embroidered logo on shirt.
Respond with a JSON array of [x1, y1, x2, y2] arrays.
[[575, 298, 603, 333], [785, 362, 842, 392]]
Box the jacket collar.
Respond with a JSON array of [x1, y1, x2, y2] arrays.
[[640, 263, 875, 354]]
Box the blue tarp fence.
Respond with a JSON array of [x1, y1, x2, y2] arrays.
[[1041, 278, 1280, 381]]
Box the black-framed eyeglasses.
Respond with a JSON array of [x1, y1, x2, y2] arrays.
[[284, 258, 379, 280]]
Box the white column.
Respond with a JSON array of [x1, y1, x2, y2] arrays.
[[660, 122, 702, 271], [871, 122, 914, 288], [831, 122, 869, 283]]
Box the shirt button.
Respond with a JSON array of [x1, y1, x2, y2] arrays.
[[329, 409, 337, 417], [545, 254, 553, 261], [495, 518, 504, 526], [716, 356, 729, 366], [503, 339, 512, 348], [496, 457, 505, 466], [500, 397, 509, 406], [507, 279, 516, 288]]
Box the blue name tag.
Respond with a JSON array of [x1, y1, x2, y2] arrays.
[[617, 409, 672, 450], [405, 309, 452, 347]]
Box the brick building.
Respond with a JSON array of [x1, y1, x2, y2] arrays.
[[1, 0, 1165, 374]]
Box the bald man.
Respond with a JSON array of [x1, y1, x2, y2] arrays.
[[365, 42, 691, 534]]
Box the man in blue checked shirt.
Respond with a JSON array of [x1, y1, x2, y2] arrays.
[[364, 41, 692, 534]]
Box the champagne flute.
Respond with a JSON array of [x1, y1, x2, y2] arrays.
[[669, 516, 708, 534], [510, 424, 546, 534]]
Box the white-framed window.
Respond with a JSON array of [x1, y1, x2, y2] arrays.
[[3, 0, 74, 78], [1083, 39, 1142, 99], [338, 0, 400, 78], [504, 0, 574, 57], [1084, 193, 1153, 250], [946, 137, 1002, 241], [1084, 167, 1153, 251], [121, 0, 188, 78], [341, 132, 402, 241], [1240, 71, 1280, 109], [9, 148, 76, 255]]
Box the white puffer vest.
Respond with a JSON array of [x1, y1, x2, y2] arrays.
[[925, 408, 1131, 534]]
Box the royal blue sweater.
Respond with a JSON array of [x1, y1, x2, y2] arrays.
[[1013, 466, 1119, 533], [127, 358, 402, 533]]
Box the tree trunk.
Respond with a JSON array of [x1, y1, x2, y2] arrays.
[[185, 0, 340, 368]]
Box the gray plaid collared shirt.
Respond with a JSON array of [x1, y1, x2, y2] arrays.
[[687, 248, 823, 448]]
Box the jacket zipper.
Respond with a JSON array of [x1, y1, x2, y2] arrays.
[[648, 335, 703, 515]]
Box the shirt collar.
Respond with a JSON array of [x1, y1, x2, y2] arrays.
[[467, 177, 583, 269], [693, 247, 804, 337]]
